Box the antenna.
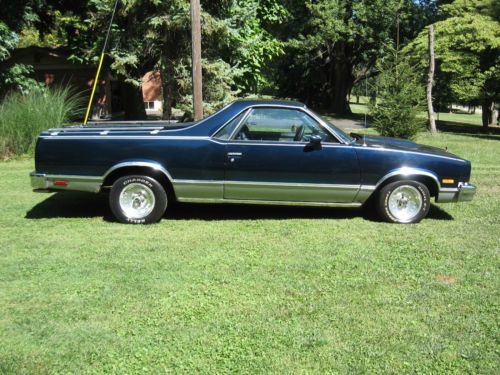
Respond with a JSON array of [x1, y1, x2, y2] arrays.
[[83, 0, 120, 125]]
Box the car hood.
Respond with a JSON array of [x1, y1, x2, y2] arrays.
[[351, 133, 464, 160]]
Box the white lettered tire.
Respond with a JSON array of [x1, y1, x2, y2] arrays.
[[377, 180, 430, 224], [110, 175, 167, 224]]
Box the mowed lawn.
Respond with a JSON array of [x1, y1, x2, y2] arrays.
[[0, 126, 499, 374]]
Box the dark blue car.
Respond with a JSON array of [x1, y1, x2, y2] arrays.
[[31, 99, 476, 224]]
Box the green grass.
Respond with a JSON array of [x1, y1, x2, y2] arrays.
[[0, 129, 499, 373], [348, 100, 484, 126]]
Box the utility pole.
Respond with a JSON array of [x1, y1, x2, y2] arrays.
[[190, 0, 203, 120], [427, 25, 437, 134]]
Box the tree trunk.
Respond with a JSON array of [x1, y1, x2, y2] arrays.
[[331, 59, 354, 114], [123, 81, 146, 120], [161, 60, 175, 120], [481, 98, 495, 128], [162, 83, 173, 120], [427, 25, 437, 134]]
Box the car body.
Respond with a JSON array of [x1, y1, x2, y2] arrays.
[[30, 99, 476, 224]]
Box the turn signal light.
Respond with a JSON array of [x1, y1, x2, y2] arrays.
[[442, 179, 455, 184]]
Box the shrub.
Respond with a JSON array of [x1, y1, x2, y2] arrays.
[[370, 51, 425, 139], [0, 86, 83, 159], [0, 64, 44, 98]]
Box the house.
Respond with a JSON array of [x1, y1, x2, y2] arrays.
[[1, 46, 164, 119]]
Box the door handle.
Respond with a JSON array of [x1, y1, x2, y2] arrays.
[[227, 152, 242, 163]]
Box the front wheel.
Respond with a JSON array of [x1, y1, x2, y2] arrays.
[[110, 175, 167, 224], [377, 180, 430, 224]]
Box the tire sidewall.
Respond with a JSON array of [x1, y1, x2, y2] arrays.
[[379, 180, 430, 224], [110, 175, 167, 224]]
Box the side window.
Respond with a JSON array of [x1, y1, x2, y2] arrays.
[[233, 108, 336, 143], [214, 111, 247, 140]]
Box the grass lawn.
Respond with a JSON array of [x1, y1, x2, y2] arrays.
[[0, 126, 499, 373], [346, 100, 485, 126]]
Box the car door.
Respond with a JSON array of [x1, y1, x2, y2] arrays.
[[220, 106, 360, 203]]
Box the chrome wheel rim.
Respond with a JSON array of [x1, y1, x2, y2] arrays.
[[387, 185, 423, 223], [119, 183, 156, 219]]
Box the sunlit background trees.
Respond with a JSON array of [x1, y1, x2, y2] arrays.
[[0, 0, 498, 151]]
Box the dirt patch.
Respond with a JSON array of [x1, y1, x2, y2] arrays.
[[435, 274, 457, 284]]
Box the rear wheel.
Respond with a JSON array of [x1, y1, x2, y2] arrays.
[[377, 180, 430, 224], [110, 175, 167, 224]]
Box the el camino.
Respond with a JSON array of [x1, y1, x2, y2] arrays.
[[31, 100, 476, 224]]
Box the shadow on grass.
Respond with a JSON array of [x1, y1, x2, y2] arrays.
[[436, 120, 500, 141], [26, 192, 113, 220], [25, 192, 453, 222], [427, 204, 454, 221], [167, 202, 364, 221]]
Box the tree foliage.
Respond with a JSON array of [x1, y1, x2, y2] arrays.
[[274, 0, 432, 113], [404, 0, 500, 127], [72, 0, 286, 118], [2, 0, 496, 127], [227, 0, 287, 92], [370, 49, 426, 139]]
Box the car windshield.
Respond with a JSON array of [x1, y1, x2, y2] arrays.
[[310, 110, 354, 143]]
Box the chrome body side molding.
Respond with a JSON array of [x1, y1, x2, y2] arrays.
[[222, 180, 360, 203], [31, 168, 476, 204], [172, 179, 363, 203], [355, 185, 377, 203], [31, 172, 370, 205], [30, 161, 174, 193], [176, 197, 363, 208], [173, 180, 224, 200]]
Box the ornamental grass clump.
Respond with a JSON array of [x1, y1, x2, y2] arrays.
[[370, 51, 426, 139], [0, 86, 83, 159]]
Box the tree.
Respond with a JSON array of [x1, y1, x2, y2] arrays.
[[370, 49, 426, 139], [0, 0, 48, 96], [2, 0, 285, 118], [273, 0, 437, 114], [404, 0, 500, 128], [0, 0, 97, 97], [226, 0, 287, 93], [78, 0, 284, 119]]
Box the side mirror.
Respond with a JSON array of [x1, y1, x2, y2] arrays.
[[308, 134, 322, 149]]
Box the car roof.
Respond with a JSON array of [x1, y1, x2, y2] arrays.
[[232, 99, 306, 109]]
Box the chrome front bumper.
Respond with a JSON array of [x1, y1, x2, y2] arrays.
[[436, 182, 477, 203], [30, 172, 102, 193]]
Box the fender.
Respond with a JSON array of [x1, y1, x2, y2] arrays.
[[355, 167, 440, 203], [374, 167, 440, 189]]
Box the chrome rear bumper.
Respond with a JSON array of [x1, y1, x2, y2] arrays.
[[30, 172, 102, 193], [436, 182, 476, 203]]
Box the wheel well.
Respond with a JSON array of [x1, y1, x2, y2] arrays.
[[375, 175, 439, 197], [102, 166, 175, 199]]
